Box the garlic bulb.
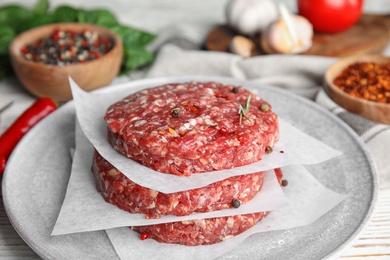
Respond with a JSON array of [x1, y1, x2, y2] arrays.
[[225, 0, 279, 35], [262, 14, 313, 54]]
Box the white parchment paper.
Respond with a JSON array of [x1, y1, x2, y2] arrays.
[[68, 77, 342, 193], [51, 78, 347, 260], [106, 164, 347, 260], [52, 122, 289, 235]]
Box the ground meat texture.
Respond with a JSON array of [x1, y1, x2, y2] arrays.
[[105, 81, 279, 177], [131, 170, 283, 246], [132, 212, 267, 246], [92, 150, 265, 219]]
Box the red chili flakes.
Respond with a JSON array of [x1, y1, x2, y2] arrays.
[[333, 62, 390, 103], [190, 105, 199, 112]]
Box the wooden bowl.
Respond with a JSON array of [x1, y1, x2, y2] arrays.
[[324, 55, 390, 124], [9, 23, 123, 102]]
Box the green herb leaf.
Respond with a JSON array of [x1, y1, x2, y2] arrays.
[[78, 9, 119, 27], [24, 14, 55, 31], [0, 26, 15, 55], [0, 5, 34, 33], [33, 0, 49, 14], [238, 94, 252, 124], [110, 25, 156, 46], [52, 5, 79, 22], [0, 53, 13, 79], [122, 44, 154, 72]]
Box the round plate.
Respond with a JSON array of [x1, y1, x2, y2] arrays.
[[2, 76, 378, 260]]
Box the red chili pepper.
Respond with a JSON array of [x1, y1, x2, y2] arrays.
[[0, 156, 5, 173], [0, 98, 57, 174]]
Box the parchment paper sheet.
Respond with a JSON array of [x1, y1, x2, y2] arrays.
[[51, 78, 347, 260], [52, 122, 289, 235], [106, 164, 347, 260], [68, 77, 342, 193]]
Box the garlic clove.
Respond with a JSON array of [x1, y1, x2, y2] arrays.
[[261, 15, 313, 54], [230, 35, 255, 58]]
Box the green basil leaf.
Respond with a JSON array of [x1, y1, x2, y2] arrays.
[[0, 54, 13, 80], [33, 0, 49, 14], [23, 14, 55, 31], [0, 6, 34, 33], [77, 9, 119, 27], [110, 25, 156, 46], [122, 44, 154, 73], [0, 26, 15, 54], [52, 5, 79, 22]]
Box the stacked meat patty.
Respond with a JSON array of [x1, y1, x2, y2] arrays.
[[92, 81, 280, 245]]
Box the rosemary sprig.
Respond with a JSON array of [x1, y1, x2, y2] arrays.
[[239, 94, 251, 124]]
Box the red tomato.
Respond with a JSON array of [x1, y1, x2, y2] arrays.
[[297, 0, 363, 33]]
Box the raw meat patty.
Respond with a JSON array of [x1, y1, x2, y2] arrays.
[[94, 81, 282, 245], [92, 150, 265, 219], [132, 212, 267, 246], [104, 81, 279, 176], [132, 169, 283, 246]]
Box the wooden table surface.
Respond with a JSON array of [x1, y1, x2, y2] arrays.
[[1, 0, 390, 259]]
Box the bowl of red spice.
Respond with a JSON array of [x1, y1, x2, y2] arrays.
[[325, 54, 390, 125], [9, 23, 123, 102]]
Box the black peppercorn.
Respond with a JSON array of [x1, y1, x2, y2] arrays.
[[232, 87, 239, 93], [265, 146, 273, 154], [232, 199, 241, 208], [171, 108, 180, 118]]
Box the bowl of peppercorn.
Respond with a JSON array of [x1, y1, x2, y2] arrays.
[[9, 23, 123, 102], [325, 54, 390, 125]]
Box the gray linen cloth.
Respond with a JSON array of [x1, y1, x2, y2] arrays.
[[144, 23, 390, 189]]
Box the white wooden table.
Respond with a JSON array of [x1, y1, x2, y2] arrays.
[[1, 0, 390, 259]]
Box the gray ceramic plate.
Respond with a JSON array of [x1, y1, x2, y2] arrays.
[[2, 76, 378, 260]]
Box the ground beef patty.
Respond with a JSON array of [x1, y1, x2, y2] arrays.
[[132, 212, 268, 246], [133, 168, 283, 246], [95, 81, 281, 245], [92, 150, 265, 219], [104, 81, 279, 176], [93, 150, 283, 245]]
